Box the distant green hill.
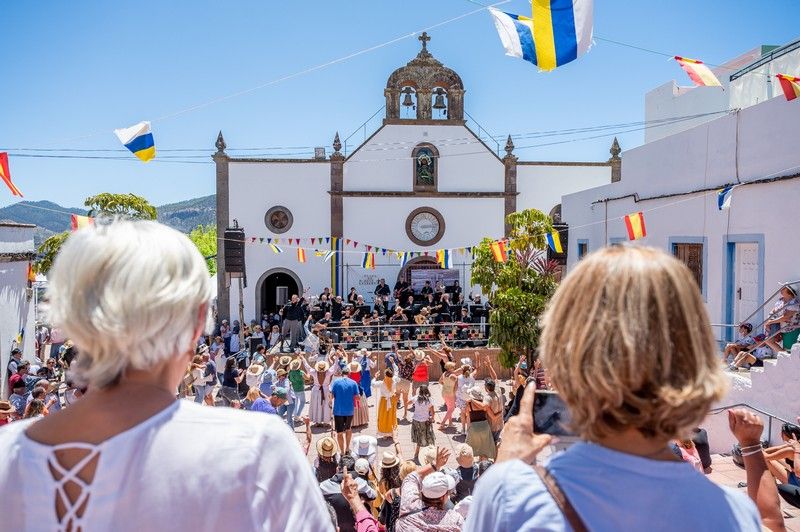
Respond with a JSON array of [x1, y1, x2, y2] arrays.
[[0, 195, 216, 245]]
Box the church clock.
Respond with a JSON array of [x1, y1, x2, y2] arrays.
[[406, 207, 445, 246]]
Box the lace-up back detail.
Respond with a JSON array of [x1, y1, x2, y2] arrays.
[[47, 444, 101, 532]]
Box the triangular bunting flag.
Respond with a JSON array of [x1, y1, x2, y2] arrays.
[[353, 241, 359, 248], [259, 238, 264, 243]]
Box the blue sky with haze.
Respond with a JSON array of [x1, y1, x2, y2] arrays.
[[1, 0, 798, 208]]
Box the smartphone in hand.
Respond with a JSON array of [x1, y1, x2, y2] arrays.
[[532, 390, 577, 441]]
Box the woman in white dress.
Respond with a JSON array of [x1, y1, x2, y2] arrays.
[[0, 220, 330, 532], [456, 365, 476, 434], [309, 357, 336, 427]]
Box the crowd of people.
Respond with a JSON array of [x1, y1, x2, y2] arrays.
[[0, 219, 797, 531]]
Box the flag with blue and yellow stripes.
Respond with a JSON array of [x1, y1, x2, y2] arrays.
[[490, 0, 593, 71]]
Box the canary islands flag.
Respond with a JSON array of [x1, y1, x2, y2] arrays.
[[436, 249, 453, 269], [114, 121, 156, 162], [269, 244, 284, 254], [489, 0, 593, 71], [717, 185, 739, 210], [546, 231, 563, 253], [362, 252, 375, 270]]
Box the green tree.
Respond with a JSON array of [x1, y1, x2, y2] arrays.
[[35, 193, 157, 275], [188, 224, 217, 275], [470, 209, 559, 368], [84, 192, 157, 219]]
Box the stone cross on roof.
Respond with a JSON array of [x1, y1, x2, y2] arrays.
[[418, 32, 431, 52]]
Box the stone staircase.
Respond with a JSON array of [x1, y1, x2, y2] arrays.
[[703, 344, 800, 454]]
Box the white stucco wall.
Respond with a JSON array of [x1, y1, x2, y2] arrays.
[[345, 124, 503, 192], [729, 44, 800, 110], [562, 95, 800, 340], [517, 164, 611, 216], [0, 224, 36, 398], [227, 161, 331, 322], [644, 46, 767, 144]]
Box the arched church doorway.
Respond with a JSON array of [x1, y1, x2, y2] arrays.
[[255, 268, 303, 319], [397, 256, 440, 287]]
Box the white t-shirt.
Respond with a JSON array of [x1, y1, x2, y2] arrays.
[[0, 401, 332, 531], [412, 399, 432, 422]]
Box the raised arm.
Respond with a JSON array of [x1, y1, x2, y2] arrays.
[[729, 409, 786, 532], [484, 354, 497, 381]]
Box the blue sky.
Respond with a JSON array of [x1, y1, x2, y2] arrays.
[[1, 0, 798, 208]]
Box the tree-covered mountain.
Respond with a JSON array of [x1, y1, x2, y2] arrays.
[[0, 195, 216, 244]]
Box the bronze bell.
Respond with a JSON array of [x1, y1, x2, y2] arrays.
[[432, 88, 447, 110], [401, 87, 414, 107]]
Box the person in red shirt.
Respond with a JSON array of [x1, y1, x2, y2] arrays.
[[411, 349, 433, 396]]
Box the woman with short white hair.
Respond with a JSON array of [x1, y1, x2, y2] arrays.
[[466, 246, 766, 531], [0, 220, 331, 531]]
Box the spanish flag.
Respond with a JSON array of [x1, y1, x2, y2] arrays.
[[114, 121, 156, 162], [490, 241, 508, 263], [362, 252, 375, 270], [673, 56, 721, 87], [624, 212, 646, 241], [70, 214, 94, 231], [27, 263, 36, 283], [545, 231, 563, 253], [297, 248, 307, 263], [0, 152, 23, 197], [776, 74, 800, 101]]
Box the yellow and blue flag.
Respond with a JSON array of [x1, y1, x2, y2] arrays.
[[436, 249, 453, 269], [489, 0, 593, 71], [114, 121, 156, 162], [546, 231, 563, 253], [362, 252, 375, 270]]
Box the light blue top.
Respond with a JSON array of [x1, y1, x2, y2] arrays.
[[465, 441, 760, 532]]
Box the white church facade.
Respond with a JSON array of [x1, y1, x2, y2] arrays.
[[214, 33, 617, 322]]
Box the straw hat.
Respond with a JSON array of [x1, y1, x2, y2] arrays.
[[315, 360, 330, 372], [354, 458, 370, 476], [316, 436, 339, 458], [469, 387, 484, 402], [418, 445, 437, 466], [349, 361, 361, 374], [279, 355, 291, 367], [276, 368, 287, 377], [413, 349, 426, 362], [381, 451, 401, 468], [0, 401, 14, 415], [289, 359, 301, 371], [247, 364, 265, 376]]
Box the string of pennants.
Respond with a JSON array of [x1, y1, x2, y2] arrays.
[[247, 212, 648, 269]]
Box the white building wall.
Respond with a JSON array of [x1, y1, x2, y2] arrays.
[[344, 124, 503, 192], [227, 161, 332, 323], [517, 164, 611, 216], [563, 95, 800, 343], [0, 224, 36, 398], [644, 47, 766, 143], [729, 43, 800, 110]]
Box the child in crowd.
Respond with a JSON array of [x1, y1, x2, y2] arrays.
[[723, 323, 755, 362], [411, 385, 436, 462]]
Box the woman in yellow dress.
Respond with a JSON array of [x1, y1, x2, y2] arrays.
[[375, 368, 398, 439]]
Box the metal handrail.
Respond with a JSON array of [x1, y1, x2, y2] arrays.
[[708, 402, 794, 446], [342, 105, 385, 156], [464, 110, 500, 155], [732, 279, 800, 332]]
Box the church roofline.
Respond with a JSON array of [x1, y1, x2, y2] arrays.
[[227, 157, 328, 163], [517, 160, 612, 167]]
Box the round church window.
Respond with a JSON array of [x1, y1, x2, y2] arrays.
[[264, 206, 293, 234]]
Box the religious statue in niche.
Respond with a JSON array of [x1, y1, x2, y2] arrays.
[[415, 148, 435, 186]]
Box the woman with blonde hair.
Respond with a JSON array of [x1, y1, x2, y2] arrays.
[[467, 246, 764, 531], [0, 220, 330, 531]]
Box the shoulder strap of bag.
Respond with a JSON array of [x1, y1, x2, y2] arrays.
[[533, 464, 588, 532]]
